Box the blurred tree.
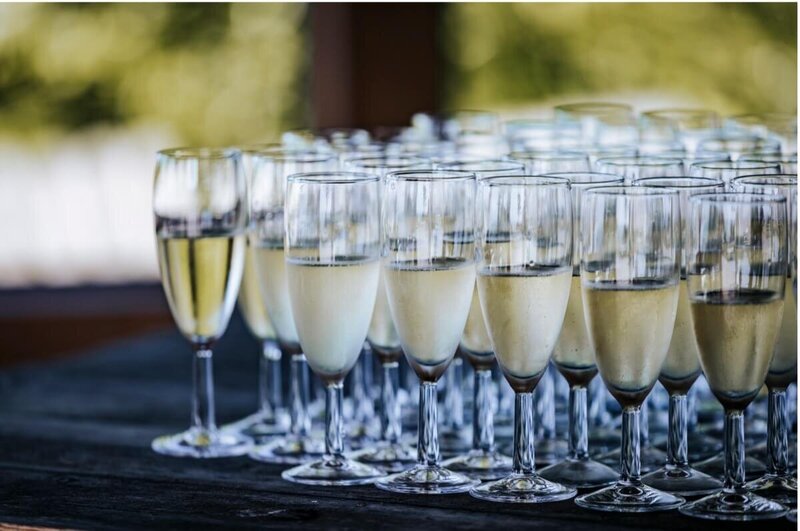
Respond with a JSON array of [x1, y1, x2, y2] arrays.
[[442, 3, 797, 114]]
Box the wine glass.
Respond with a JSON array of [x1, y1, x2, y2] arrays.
[[726, 113, 797, 155], [595, 156, 684, 184], [509, 150, 591, 174], [151, 147, 250, 458], [554, 102, 637, 146], [679, 192, 789, 520], [537, 172, 623, 490], [639, 109, 721, 153], [730, 174, 798, 506], [247, 147, 336, 464], [374, 169, 480, 494], [632, 177, 725, 497], [741, 155, 798, 174], [345, 155, 430, 471], [573, 186, 685, 512], [468, 175, 576, 503], [696, 135, 782, 162], [280, 171, 385, 486], [689, 160, 781, 185]]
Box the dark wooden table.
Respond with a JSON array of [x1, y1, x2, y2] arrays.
[[0, 314, 792, 530]]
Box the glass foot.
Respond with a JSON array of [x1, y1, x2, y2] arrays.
[[351, 442, 417, 472], [534, 438, 568, 467], [152, 427, 252, 458], [539, 457, 618, 489], [589, 427, 621, 456], [679, 489, 787, 521], [282, 455, 385, 486], [654, 432, 722, 462], [249, 434, 325, 465], [374, 463, 479, 494], [221, 409, 289, 442], [442, 449, 514, 481], [597, 445, 666, 473], [470, 472, 576, 504], [695, 454, 766, 482], [787, 508, 797, 522], [575, 480, 685, 512], [746, 473, 798, 507], [642, 464, 723, 496]]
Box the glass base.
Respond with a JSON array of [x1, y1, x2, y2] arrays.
[[534, 438, 568, 467], [695, 454, 766, 482], [439, 428, 472, 456], [221, 409, 289, 442], [597, 445, 667, 474], [374, 463, 479, 494], [249, 434, 325, 465], [787, 508, 797, 522], [654, 431, 723, 462], [642, 464, 723, 496], [351, 442, 417, 472], [442, 449, 514, 481], [575, 480, 685, 512], [539, 457, 618, 489], [589, 427, 621, 456], [469, 472, 577, 504], [746, 473, 798, 507], [282, 455, 385, 486], [151, 427, 252, 458], [679, 489, 787, 521]]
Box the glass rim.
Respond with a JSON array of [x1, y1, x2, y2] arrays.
[[690, 160, 781, 170], [740, 154, 798, 163], [698, 134, 780, 146], [386, 169, 476, 182], [583, 185, 678, 197], [479, 175, 571, 188], [346, 155, 429, 169], [509, 150, 587, 160], [634, 176, 725, 189], [554, 101, 633, 115], [158, 147, 240, 160], [541, 171, 623, 186], [690, 191, 787, 205], [641, 108, 719, 120], [731, 174, 798, 187], [596, 155, 683, 166], [247, 145, 335, 163], [436, 158, 524, 172], [287, 171, 379, 185]]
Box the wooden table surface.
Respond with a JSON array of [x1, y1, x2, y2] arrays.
[[0, 314, 793, 530]]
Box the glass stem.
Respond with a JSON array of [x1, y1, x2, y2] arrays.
[[191, 347, 216, 434], [535, 369, 556, 438], [667, 393, 689, 467], [569, 385, 589, 460], [418, 381, 440, 467], [620, 406, 641, 484], [325, 382, 345, 459], [258, 340, 282, 418], [767, 388, 789, 476], [723, 409, 746, 492], [381, 361, 402, 444], [473, 369, 495, 452], [288, 353, 311, 437], [641, 396, 650, 446], [444, 358, 464, 431], [513, 392, 535, 474]]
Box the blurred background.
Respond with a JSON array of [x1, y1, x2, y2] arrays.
[[0, 3, 795, 364]]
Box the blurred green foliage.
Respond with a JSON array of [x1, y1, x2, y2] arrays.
[[442, 3, 797, 113], [0, 3, 308, 144]]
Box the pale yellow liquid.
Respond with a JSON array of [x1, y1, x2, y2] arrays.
[[479, 266, 572, 379], [583, 281, 678, 395], [692, 290, 784, 401], [367, 270, 401, 349], [254, 246, 299, 344], [157, 234, 245, 344], [552, 275, 595, 371], [237, 241, 276, 340], [660, 279, 701, 384], [461, 283, 493, 355], [287, 259, 379, 378], [384, 259, 475, 366], [768, 280, 797, 382]]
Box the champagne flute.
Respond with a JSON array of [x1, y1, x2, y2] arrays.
[[633, 177, 725, 497], [595, 156, 684, 184], [247, 147, 336, 464], [679, 192, 789, 520], [741, 155, 798, 174], [467, 175, 576, 503], [554, 102, 637, 146], [696, 135, 782, 162], [689, 160, 780, 185], [280, 171, 385, 486], [151, 147, 250, 458], [726, 113, 797, 155], [538, 172, 623, 490], [509, 150, 591, 174], [574, 186, 685, 512], [374, 169, 480, 494], [730, 175, 798, 506], [639, 109, 721, 153]]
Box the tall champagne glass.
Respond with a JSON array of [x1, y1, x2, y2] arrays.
[[574, 186, 685, 512], [374, 169, 480, 494], [152, 147, 250, 458], [639, 109, 721, 153], [679, 192, 789, 520], [726, 113, 797, 155], [731, 175, 798, 506], [696, 135, 782, 162], [538, 172, 623, 489], [634, 177, 725, 496], [689, 160, 780, 185], [281, 171, 385, 486], [248, 147, 336, 464], [596, 156, 683, 184], [509, 150, 591, 174], [468, 176, 576, 503], [554, 102, 637, 146], [741, 155, 798, 174]]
